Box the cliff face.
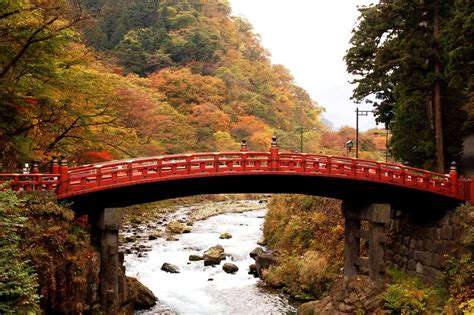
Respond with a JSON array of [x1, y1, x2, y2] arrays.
[[34, 247, 101, 314], [17, 194, 155, 314], [15, 194, 100, 313]]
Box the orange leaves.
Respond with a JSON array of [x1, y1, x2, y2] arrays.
[[107, 80, 196, 156], [190, 103, 230, 132], [111, 86, 161, 134], [148, 68, 226, 112], [231, 115, 273, 150]]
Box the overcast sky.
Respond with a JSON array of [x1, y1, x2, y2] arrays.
[[229, 0, 378, 130]]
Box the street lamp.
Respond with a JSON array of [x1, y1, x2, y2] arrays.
[[355, 107, 376, 158], [295, 127, 318, 153], [345, 140, 354, 157]]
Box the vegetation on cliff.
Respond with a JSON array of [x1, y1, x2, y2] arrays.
[[0, 190, 100, 314], [443, 203, 474, 313], [262, 195, 344, 299], [0, 188, 40, 313]]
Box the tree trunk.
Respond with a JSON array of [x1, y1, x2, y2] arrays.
[[434, 0, 445, 173]]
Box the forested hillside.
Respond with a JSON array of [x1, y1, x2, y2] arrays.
[[0, 0, 324, 170]]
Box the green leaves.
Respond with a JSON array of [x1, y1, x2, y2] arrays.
[[345, 0, 471, 169], [0, 190, 40, 313]]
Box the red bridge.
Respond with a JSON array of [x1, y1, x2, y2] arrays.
[[1, 137, 473, 209]]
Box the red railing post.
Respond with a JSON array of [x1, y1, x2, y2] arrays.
[[50, 156, 59, 174], [470, 180, 474, 203], [31, 161, 40, 190], [57, 156, 69, 195], [270, 135, 279, 171], [186, 156, 192, 174], [240, 139, 248, 152], [127, 162, 133, 181], [31, 161, 39, 174], [449, 162, 458, 196], [214, 154, 219, 173], [240, 140, 248, 171]]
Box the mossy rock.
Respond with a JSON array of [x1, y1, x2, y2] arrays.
[[219, 232, 232, 239], [189, 254, 204, 261], [126, 277, 157, 310], [167, 220, 190, 234]]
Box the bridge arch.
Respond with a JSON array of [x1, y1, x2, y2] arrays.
[[3, 138, 471, 210]]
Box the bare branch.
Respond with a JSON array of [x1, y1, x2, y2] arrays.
[[0, 6, 41, 20]]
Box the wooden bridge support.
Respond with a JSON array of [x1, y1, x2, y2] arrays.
[[343, 201, 391, 281], [89, 208, 123, 315]]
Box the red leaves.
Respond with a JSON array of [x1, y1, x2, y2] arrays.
[[24, 97, 39, 105], [75, 151, 114, 164]]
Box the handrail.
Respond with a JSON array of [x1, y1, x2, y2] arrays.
[[0, 173, 59, 192], [0, 150, 471, 203]]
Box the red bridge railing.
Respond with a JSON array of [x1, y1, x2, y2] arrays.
[[1, 138, 473, 203]]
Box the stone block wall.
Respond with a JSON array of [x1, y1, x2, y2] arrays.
[[384, 205, 473, 283]]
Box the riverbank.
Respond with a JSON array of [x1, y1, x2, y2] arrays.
[[122, 194, 268, 225]]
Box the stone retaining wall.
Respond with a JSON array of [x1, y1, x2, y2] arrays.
[[385, 205, 472, 283]]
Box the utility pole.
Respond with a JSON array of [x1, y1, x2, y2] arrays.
[[355, 107, 375, 158], [356, 108, 359, 158], [296, 127, 318, 153], [433, 0, 445, 173]]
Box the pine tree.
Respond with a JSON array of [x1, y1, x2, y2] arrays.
[[345, 0, 470, 171]]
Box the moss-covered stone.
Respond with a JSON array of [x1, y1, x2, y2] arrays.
[[219, 232, 232, 239], [189, 254, 204, 261], [126, 277, 157, 309]]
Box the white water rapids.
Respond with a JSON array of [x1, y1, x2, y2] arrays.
[[123, 200, 297, 314]]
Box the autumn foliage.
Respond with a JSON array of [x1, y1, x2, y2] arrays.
[[0, 0, 327, 171], [263, 195, 344, 299], [0, 0, 396, 174]]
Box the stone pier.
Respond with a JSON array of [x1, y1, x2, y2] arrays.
[[342, 201, 391, 281], [89, 208, 123, 314]]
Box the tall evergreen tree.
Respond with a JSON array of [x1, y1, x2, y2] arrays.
[[345, 0, 471, 171]]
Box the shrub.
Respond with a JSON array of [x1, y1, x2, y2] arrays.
[[384, 267, 442, 314], [263, 195, 344, 299], [0, 189, 40, 314], [444, 203, 474, 313]]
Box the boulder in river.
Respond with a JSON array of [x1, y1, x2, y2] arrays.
[[167, 220, 192, 234], [219, 232, 232, 239], [249, 247, 264, 259], [257, 238, 267, 246], [248, 263, 257, 275], [166, 235, 179, 241], [126, 276, 157, 310], [189, 254, 204, 261], [125, 236, 137, 243], [249, 248, 278, 278], [161, 262, 180, 273], [203, 245, 225, 266], [223, 262, 239, 274]]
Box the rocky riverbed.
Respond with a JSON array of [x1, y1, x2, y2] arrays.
[[119, 199, 297, 314]]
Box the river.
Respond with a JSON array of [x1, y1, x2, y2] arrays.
[[122, 200, 297, 314]]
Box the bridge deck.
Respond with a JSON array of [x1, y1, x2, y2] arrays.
[[1, 149, 472, 207]]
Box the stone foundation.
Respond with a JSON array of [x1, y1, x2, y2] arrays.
[[385, 205, 473, 283]]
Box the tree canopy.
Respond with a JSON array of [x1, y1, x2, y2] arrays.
[[345, 0, 472, 170], [0, 0, 325, 170]]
